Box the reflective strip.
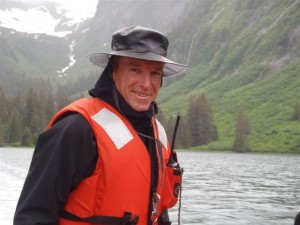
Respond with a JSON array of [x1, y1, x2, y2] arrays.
[[91, 108, 133, 150], [155, 119, 168, 150]]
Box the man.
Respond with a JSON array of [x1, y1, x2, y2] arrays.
[[14, 26, 187, 225]]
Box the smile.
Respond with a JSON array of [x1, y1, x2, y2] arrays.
[[133, 91, 151, 97]]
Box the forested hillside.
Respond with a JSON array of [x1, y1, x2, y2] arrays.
[[158, 0, 300, 152], [0, 0, 299, 152]]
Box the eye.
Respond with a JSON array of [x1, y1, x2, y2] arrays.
[[130, 67, 140, 73], [151, 71, 163, 78]]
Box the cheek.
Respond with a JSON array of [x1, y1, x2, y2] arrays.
[[153, 79, 162, 93], [114, 75, 133, 98]]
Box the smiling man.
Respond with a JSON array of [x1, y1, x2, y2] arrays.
[[14, 26, 187, 225]]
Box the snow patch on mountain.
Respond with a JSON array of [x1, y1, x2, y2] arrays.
[[0, 7, 66, 36], [0, 0, 97, 37], [57, 40, 77, 77]]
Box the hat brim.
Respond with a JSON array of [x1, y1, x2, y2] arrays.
[[88, 51, 188, 76]]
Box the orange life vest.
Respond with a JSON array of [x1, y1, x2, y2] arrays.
[[48, 98, 180, 225]]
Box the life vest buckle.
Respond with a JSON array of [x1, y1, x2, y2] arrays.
[[151, 193, 161, 223], [151, 210, 159, 223]]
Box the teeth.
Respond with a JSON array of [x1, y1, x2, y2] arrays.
[[135, 91, 148, 97]]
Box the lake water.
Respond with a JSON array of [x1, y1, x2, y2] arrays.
[[0, 147, 299, 225]]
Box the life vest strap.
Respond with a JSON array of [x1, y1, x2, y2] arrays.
[[60, 210, 139, 225]]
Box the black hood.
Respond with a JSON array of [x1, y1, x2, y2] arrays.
[[89, 59, 114, 99]]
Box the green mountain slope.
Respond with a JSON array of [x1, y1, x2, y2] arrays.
[[0, 27, 69, 78], [158, 0, 300, 152], [0, 27, 70, 96]]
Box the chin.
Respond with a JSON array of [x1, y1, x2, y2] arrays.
[[134, 108, 148, 112], [130, 101, 151, 112], [133, 105, 150, 112]]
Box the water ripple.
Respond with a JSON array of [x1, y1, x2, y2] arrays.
[[1, 148, 300, 225]]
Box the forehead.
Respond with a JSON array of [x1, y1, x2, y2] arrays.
[[118, 56, 164, 69]]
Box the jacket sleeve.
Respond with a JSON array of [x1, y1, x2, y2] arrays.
[[13, 113, 98, 225]]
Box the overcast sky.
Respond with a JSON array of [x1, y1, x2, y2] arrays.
[[21, 0, 98, 17], [50, 0, 98, 21]]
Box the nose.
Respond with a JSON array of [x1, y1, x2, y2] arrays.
[[139, 73, 152, 88]]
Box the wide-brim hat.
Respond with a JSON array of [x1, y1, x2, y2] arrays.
[[88, 26, 188, 76]]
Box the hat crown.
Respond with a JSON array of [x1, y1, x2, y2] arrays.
[[88, 26, 188, 76], [111, 26, 169, 57]]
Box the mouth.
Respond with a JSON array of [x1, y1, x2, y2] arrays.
[[133, 91, 151, 98]]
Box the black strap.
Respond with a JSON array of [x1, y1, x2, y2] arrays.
[[60, 210, 139, 225], [158, 210, 172, 225]]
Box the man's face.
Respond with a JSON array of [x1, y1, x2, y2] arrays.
[[113, 57, 164, 112]]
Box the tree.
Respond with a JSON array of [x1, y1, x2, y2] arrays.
[[23, 88, 35, 130], [292, 102, 300, 120], [44, 94, 57, 122], [0, 119, 4, 147], [166, 115, 175, 144], [197, 95, 218, 145], [233, 109, 250, 152], [56, 95, 71, 110], [7, 108, 22, 143], [156, 109, 167, 127], [187, 95, 200, 146], [0, 88, 8, 122], [177, 116, 190, 148], [21, 127, 32, 147], [187, 94, 218, 147]]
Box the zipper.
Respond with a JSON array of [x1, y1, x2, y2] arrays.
[[147, 133, 159, 225]]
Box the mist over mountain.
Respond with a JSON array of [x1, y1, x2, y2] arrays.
[[0, 0, 299, 152]]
